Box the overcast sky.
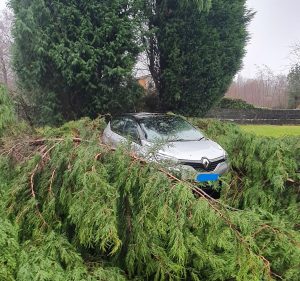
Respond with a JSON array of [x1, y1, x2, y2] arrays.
[[242, 0, 300, 77], [0, 0, 6, 12], [1, 0, 300, 78]]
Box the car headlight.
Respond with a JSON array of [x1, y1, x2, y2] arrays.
[[216, 144, 228, 160], [224, 151, 229, 160], [179, 165, 197, 180], [167, 164, 197, 180], [155, 153, 178, 163], [216, 143, 224, 150]]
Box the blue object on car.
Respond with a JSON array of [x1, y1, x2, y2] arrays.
[[196, 174, 219, 182]]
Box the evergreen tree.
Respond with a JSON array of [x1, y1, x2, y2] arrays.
[[0, 84, 15, 136], [10, 0, 142, 124], [146, 0, 253, 116], [287, 63, 300, 108]]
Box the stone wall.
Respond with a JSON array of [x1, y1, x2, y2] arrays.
[[205, 109, 300, 125]]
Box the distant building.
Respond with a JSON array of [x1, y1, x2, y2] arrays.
[[137, 75, 156, 94]]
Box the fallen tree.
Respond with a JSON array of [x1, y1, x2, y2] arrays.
[[0, 86, 299, 280], [0, 118, 298, 280]]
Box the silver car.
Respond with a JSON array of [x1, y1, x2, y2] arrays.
[[102, 113, 229, 182]]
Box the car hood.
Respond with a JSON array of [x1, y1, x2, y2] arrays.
[[157, 139, 225, 161]]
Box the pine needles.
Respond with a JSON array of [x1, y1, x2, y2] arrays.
[[0, 85, 15, 137], [0, 116, 299, 280]]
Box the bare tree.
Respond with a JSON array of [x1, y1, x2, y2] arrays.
[[0, 8, 14, 89], [289, 42, 300, 65], [226, 66, 289, 109]]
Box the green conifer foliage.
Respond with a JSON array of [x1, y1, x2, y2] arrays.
[[146, 0, 253, 116], [192, 119, 299, 214], [0, 85, 15, 137], [0, 217, 19, 281], [193, 119, 300, 279], [10, 0, 142, 124], [287, 63, 300, 109], [0, 118, 299, 280]]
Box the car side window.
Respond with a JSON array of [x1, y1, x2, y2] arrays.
[[123, 118, 140, 144], [111, 118, 126, 135]]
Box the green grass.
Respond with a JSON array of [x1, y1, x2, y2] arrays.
[[240, 125, 300, 137]]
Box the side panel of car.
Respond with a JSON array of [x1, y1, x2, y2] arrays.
[[103, 119, 127, 147]]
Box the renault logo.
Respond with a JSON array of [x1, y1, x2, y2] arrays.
[[202, 158, 210, 168]]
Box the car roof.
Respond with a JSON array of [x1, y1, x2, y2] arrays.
[[115, 112, 169, 120]]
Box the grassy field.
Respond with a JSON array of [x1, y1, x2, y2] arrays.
[[240, 125, 300, 137]]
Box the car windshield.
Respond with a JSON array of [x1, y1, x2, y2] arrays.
[[139, 115, 204, 142]]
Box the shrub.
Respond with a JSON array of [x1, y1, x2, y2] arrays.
[[215, 98, 256, 109]]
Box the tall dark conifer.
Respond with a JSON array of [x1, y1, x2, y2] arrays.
[[11, 0, 142, 124], [146, 0, 253, 116]]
